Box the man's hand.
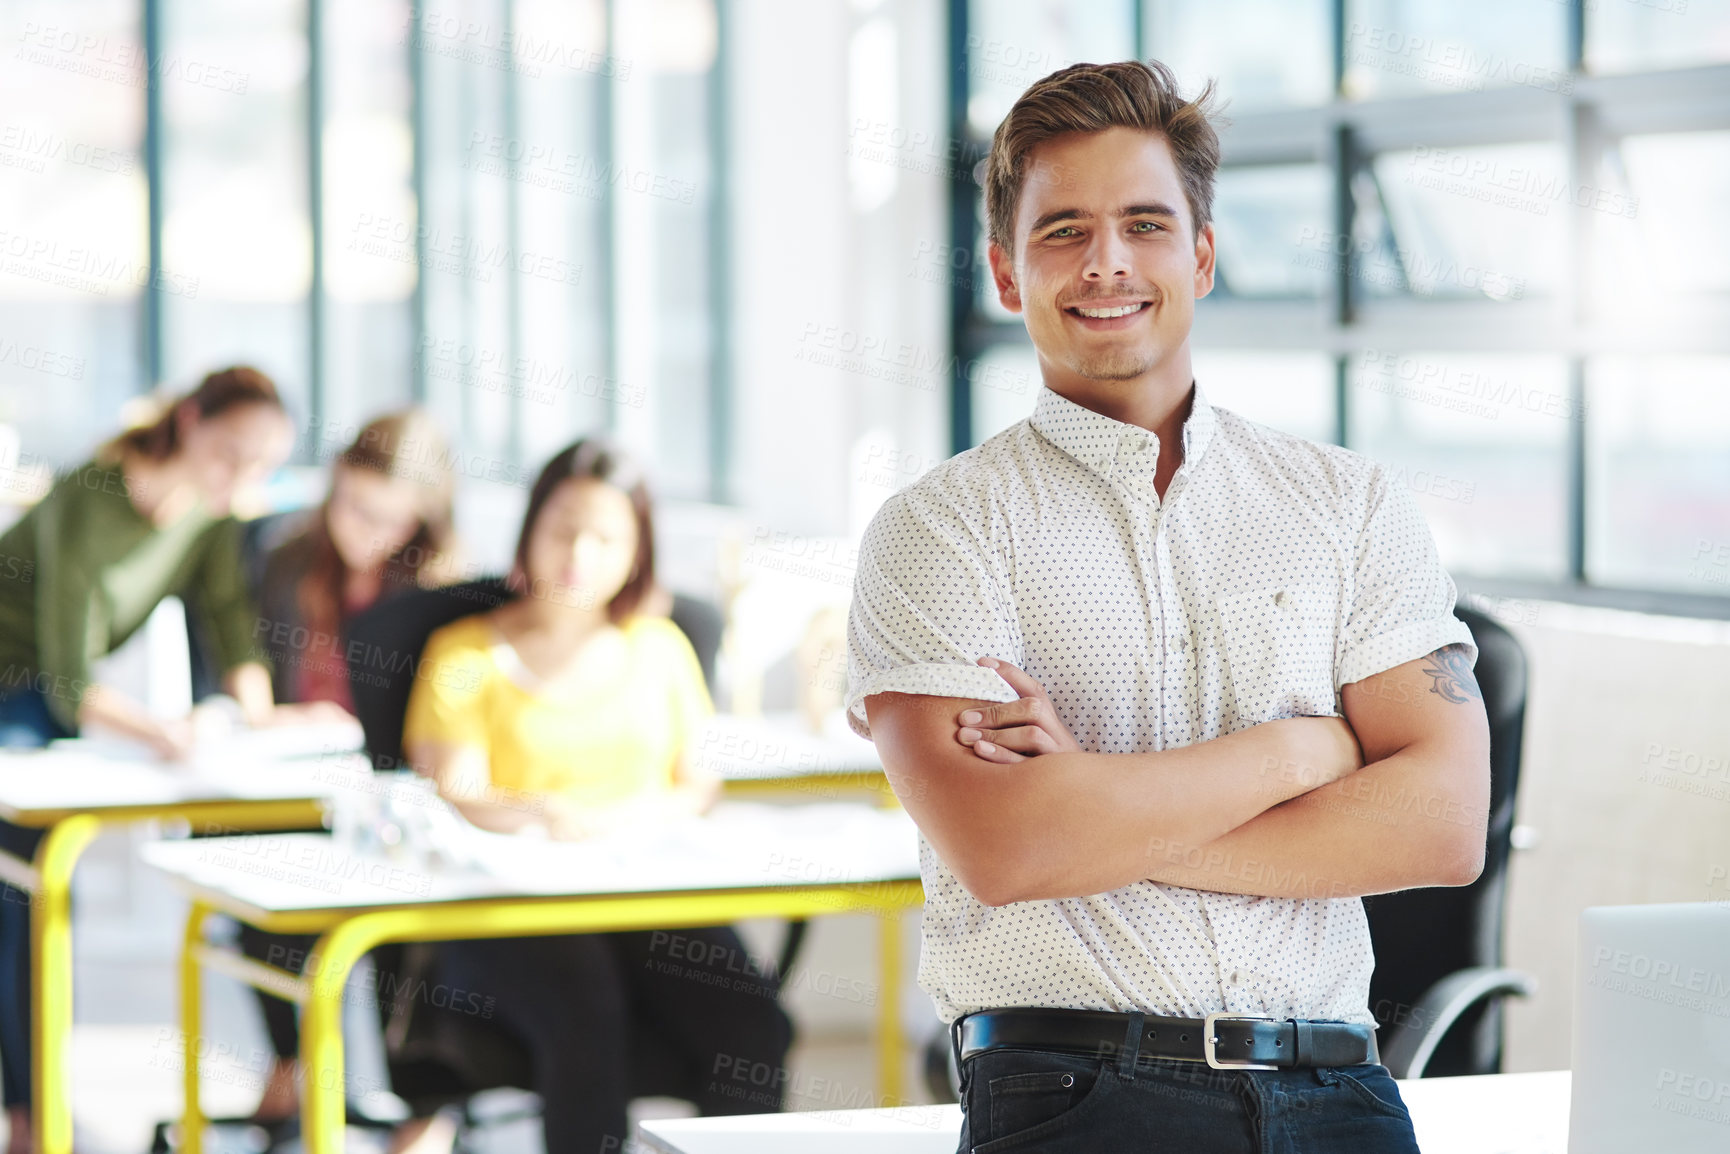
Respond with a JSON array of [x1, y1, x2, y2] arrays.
[[955, 657, 1082, 762]]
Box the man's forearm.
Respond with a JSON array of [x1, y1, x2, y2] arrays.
[[1137, 742, 1488, 899], [977, 715, 1360, 903]]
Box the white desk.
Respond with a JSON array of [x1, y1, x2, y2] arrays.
[[144, 802, 926, 1154], [640, 1070, 1573, 1154], [700, 712, 888, 801], [0, 732, 362, 1154]]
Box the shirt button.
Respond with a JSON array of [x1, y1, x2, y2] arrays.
[[1273, 589, 1292, 609], [1228, 969, 1248, 987]]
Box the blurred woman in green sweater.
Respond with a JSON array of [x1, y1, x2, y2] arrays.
[[0, 365, 335, 1152]]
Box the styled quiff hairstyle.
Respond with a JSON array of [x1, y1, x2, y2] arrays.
[[984, 60, 1222, 253]]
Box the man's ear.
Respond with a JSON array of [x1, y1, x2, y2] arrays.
[[987, 240, 1023, 314], [1192, 221, 1216, 300]]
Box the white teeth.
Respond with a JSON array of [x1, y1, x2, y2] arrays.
[[1075, 303, 1144, 318]]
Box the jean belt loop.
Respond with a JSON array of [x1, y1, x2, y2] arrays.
[[1117, 1011, 1145, 1081], [951, 1014, 970, 1098]]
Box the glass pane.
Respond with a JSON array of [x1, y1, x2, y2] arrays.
[[511, 0, 612, 467], [1193, 351, 1335, 442], [161, 0, 311, 418], [1349, 351, 1571, 580], [414, 0, 515, 471], [640, 0, 718, 500], [322, 0, 416, 435], [1587, 131, 1730, 323], [1142, 0, 1332, 110], [0, 0, 145, 468], [1587, 357, 1730, 596], [1343, 0, 1569, 100], [1369, 143, 1566, 300], [1587, 0, 1730, 73], [970, 345, 1041, 446], [966, 0, 1137, 137], [1211, 164, 1330, 298]]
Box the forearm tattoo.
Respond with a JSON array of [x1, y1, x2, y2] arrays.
[[1422, 643, 1482, 704]]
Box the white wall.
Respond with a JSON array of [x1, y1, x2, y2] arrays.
[[1496, 603, 1730, 1071]]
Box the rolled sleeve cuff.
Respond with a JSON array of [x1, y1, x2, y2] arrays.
[[1337, 616, 1477, 688], [844, 662, 1022, 740]]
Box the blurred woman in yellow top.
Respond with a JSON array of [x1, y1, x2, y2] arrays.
[[401, 438, 791, 1154]]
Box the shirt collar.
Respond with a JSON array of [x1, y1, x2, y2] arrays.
[[1028, 382, 1217, 478]]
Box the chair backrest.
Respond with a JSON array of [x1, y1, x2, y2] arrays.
[[1362, 607, 1528, 1076], [344, 577, 516, 769], [346, 581, 728, 771]]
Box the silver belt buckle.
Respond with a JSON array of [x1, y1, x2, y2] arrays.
[[1202, 1012, 1279, 1070]]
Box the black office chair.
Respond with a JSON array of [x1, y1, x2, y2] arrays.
[[919, 606, 1536, 1100], [1363, 605, 1536, 1078]]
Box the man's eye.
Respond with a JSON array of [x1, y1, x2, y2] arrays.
[[1048, 226, 1078, 238], [1131, 221, 1161, 232]]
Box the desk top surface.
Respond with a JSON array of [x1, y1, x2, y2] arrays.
[[0, 713, 879, 820], [640, 1070, 1572, 1154], [143, 801, 923, 914], [0, 729, 364, 818]]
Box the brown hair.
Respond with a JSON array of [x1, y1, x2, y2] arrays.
[[512, 437, 655, 624], [299, 410, 460, 642], [983, 59, 1222, 254], [101, 366, 285, 462]]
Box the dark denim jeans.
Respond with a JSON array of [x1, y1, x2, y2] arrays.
[[0, 687, 70, 1108], [957, 1043, 1420, 1153]]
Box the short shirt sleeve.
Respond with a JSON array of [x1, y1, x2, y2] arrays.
[[401, 619, 493, 752], [1336, 468, 1477, 687], [843, 490, 1023, 741]]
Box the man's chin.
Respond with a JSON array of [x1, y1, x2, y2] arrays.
[[1073, 352, 1160, 382]]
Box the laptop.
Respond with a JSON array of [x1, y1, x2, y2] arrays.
[[1570, 902, 1730, 1153]]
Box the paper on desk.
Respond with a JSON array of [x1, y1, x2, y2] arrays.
[[450, 802, 922, 894]]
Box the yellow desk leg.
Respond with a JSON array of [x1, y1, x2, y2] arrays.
[[877, 908, 904, 1105], [30, 815, 100, 1154], [179, 902, 213, 1154], [301, 914, 385, 1154]]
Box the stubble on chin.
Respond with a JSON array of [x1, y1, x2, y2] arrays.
[[1072, 347, 1158, 381]]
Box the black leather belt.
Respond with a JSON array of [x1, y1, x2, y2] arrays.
[[957, 1007, 1378, 1071]]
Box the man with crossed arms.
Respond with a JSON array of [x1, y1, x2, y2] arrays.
[[844, 60, 1489, 1152]]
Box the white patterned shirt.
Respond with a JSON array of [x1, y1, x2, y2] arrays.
[[844, 383, 1475, 1025]]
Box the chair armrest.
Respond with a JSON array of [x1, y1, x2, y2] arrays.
[[1380, 965, 1538, 1078]]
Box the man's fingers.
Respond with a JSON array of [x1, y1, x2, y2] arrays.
[[969, 737, 1025, 764], [977, 656, 1046, 700], [957, 695, 1047, 731], [960, 724, 1052, 755]]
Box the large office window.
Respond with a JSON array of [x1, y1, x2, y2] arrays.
[[0, 2, 147, 469], [951, 0, 1730, 615], [0, 0, 729, 513]]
